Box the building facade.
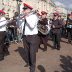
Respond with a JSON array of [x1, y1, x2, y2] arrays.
[[0, 0, 67, 18]]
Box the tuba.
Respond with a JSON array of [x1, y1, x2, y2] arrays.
[[37, 19, 51, 35]]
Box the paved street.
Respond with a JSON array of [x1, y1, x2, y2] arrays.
[[0, 38, 72, 72]]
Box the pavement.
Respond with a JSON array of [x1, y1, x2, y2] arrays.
[[0, 38, 72, 72]]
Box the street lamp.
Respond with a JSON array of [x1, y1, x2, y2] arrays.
[[16, 0, 22, 14]]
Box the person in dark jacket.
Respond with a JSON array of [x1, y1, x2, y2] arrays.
[[51, 13, 62, 50], [38, 11, 48, 51], [66, 13, 72, 44], [7, 12, 18, 43]]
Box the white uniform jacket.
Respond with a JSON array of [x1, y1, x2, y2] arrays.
[[17, 13, 39, 35], [0, 17, 7, 31]]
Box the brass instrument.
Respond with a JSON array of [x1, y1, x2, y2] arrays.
[[0, 10, 38, 29], [37, 19, 51, 35], [37, 24, 50, 35]]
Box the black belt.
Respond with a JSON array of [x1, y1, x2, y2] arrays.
[[0, 31, 6, 32], [24, 34, 37, 37]]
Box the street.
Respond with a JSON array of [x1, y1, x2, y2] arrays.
[[0, 38, 72, 72]]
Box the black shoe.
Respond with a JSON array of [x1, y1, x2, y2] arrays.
[[57, 48, 60, 50], [0, 57, 4, 61], [53, 45, 56, 49], [4, 52, 10, 56], [57, 46, 60, 50], [24, 63, 29, 67], [68, 40, 71, 44], [57, 45, 60, 50]]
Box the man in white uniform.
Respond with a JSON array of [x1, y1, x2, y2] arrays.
[[0, 10, 7, 61], [22, 3, 39, 72]]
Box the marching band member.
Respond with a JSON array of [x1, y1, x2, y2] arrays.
[[20, 3, 39, 72], [58, 15, 64, 37], [66, 13, 72, 44], [38, 11, 48, 51], [0, 10, 9, 61], [51, 13, 62, 50]]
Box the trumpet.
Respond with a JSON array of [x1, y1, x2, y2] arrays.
[[17, 10, 38, 19]]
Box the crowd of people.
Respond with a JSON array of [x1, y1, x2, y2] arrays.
[[0, 3, 72, 72]]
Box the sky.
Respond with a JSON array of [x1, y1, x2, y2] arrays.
[[53, 0, 72, 10]]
